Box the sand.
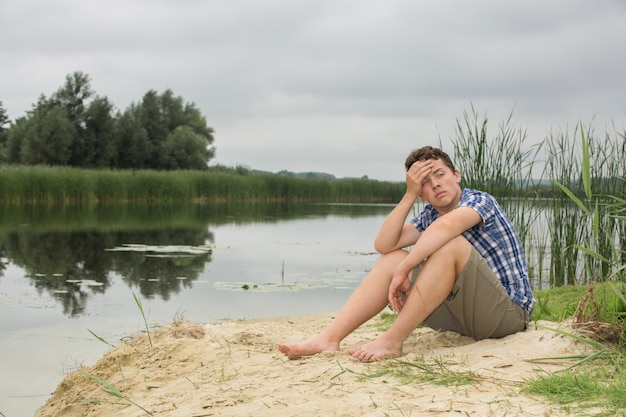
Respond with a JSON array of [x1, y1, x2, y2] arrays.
[[34, 313, 586, 417]]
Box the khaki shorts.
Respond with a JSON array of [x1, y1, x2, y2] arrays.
[[412, 247, 530, 340]]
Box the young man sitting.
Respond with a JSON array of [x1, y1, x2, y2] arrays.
[[278, 146, 535, 361]]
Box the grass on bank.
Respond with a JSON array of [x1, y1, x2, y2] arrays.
[[523, 371, 626, 415], [522, 282, 626, 416], [374, 281, 626, 416]]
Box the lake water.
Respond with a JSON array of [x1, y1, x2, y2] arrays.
[[0, 200, 571, 416], [0, 203, 394, 417]]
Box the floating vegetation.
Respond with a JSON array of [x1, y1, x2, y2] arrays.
[[214, 276, 360, 292], [105, 244, 212, 256], [66, 279, 104, 287], [214, 282, 306, 292]]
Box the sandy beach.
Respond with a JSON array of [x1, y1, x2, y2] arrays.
[[34, 313, 585, 417]]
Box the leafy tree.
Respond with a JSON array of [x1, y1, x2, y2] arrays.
[[5, 72, 116, 167], [183, 102, 215, 162], [52, 72, 117, 168], [4, 72, 215, 170], [0, 101, 10, 162], [123, 88, 215, 170], [0, 101, 9, 135], [113, 104, 150, 169], [19, 96, 75, 165], [6, 116, 27, 163], [83, 96, 116, 168], [139, 89, 165, 169], [54, 71, 93, 128], [161, 126, 211, 170], [160, 89, 186, 132]]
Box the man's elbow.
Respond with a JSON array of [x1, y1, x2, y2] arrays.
[[374, 239, 392, 254]]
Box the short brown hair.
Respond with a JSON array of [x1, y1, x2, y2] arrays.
[[404, 146, 455, 172]]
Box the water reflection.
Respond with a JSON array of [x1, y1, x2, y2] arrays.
[[0, 203, 393, 317], [3, 229, 212, 316]]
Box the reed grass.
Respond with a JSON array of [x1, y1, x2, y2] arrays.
[[87, 329, 116, 348], [133, 291, 153, 348], [450, 105, 539, 197], [449, 110, 625, 289], [0, 165, 405, 205], [87, 292, 154, 349], [544, 123, 625, 286], [521, 126, 626, 416], [447, 106, 546, 286]]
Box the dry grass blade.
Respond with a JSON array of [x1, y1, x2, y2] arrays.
[[80, 371, 153, 415], [133, 291, 153, 347]]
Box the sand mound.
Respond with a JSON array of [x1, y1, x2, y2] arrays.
[[34, 314, 586, 417]]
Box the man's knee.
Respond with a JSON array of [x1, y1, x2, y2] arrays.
[[375, 249, 409, 273], [425, 236, 472, 275], [379, 249, 410, 263], [429, 236, 472, 261]]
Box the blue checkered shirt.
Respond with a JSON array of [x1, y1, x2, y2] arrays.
[[409, 188, 535, 313]]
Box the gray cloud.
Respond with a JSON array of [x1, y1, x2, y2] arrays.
[[1, 0, 624, 180]]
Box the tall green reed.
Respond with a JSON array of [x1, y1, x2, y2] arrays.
[[0, 166, 406, 205], [541, 126, 584, 285], [133, 291, 152, 348], [450, 105, 539, 196], [544, 123, 625, 286], [449, 108, 624, 288], [447, 106, 545, 285]]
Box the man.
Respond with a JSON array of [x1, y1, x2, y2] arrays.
[[278, 146, 535, 361]]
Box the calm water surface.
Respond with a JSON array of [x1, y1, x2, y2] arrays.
[[0, 203, 393, 417]]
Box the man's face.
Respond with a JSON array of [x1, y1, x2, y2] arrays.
[[418, 158, 462, 211]]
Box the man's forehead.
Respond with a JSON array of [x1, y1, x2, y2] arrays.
[[429, 159, 450, 169]]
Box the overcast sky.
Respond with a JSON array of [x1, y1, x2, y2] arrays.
[[1, 0, 624, 181]]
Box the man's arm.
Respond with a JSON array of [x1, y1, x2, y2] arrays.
[[399, 206, 482, 272], [374, 159, 433, 254], [387, 206, 482, 312], [374, 193, 421, 254]]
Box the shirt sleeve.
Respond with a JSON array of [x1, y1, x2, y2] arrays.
[[456, 190, 496, 229], [409, 204, 438, 233]]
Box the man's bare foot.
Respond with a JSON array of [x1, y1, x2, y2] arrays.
[[277, 337, 339, 360], [347, 337, 403, 362]]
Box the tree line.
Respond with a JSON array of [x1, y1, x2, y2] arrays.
[[0, 71, 215, 170]]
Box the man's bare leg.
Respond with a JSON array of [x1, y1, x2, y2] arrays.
[[348, 236, 472, 361], [277, 250, 409, 359]]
